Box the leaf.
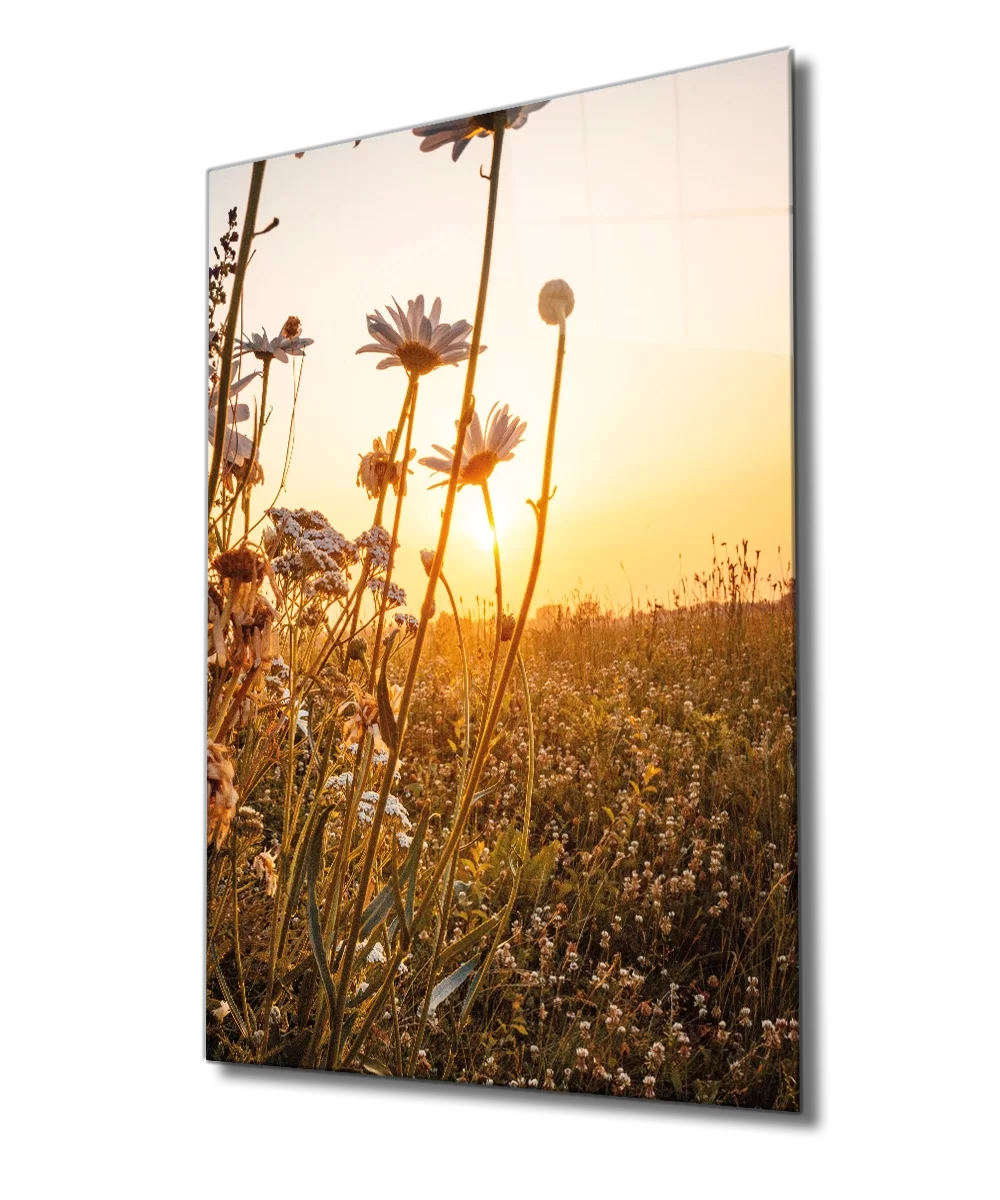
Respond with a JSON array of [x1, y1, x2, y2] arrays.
[[518, 839, 561, 904], [480, 824, 518, 886], [361, 805, 427, 940], [428, 958, 479, 1015], [210, 945, 250, 1041], [376, 629, 400, 755], [439, 912, 503, 968], [305, 807, 337, 1023]]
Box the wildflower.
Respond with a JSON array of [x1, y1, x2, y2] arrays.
[[538, 279, 575, 326], [253, 848, 278, 896], [356, 524, 392, 572], [207, 741, 239, 849], [419, 403, 526, 488], [357, 432, 416, 499], [368, 578, 407, 608], [208, 368, 263, 486], [211, 1000, 230, 1022], [366, 941, 387, 965], [413, 102, 550, 161], [240, 329, 291, 363], [394, 613, 419, 634], [385, 794, 412, 828], [356, 295, 478, 375]]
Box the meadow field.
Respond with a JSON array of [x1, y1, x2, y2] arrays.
[[207, 70, 797, 1110], [208, 523, 798, 1107]]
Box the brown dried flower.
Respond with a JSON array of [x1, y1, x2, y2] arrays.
[[207, 741, 239, 849], [213, 546, 263, 583]]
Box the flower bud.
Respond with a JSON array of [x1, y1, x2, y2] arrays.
[[538, 279, 575, 326], [348, 635, 367, 661]]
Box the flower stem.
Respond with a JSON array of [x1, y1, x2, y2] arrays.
[[328, 116, 506, 1070], [410, 320, 565, 940], [367, 379, 418, 690], [344, 375, 416, 655], [479, 478, 503, 732], [454, 648, 535, 1033], [441, 571, 470, 788], [208, 160, 266, 512]]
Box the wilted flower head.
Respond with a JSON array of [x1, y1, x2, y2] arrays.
[[538, 279, 575, 326], [253, 848, 278, 897], [356, 295, 479, 375], [340, 683, 402, 752], [413, 102, 550, 161], [213, 546, 265, 584], [207, 741, 239, 850], [357, 431, 416, 499], [419, 402, 526, 488], [419, 548, 436, 576], [499, 612, 516, 642], [278, 314, 314, 355]]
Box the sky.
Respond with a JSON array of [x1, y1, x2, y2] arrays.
[[208, 50, 793, 619]]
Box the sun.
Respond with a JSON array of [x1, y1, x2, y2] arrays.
[[462, 495, 509, 553]]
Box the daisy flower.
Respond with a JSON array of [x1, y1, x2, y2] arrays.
[[208, 366, 262, 484], [355, 295, 480, 375], [413, 102, 550, 161], [240, 329, 290, 363], [419, 403, 526, 488]]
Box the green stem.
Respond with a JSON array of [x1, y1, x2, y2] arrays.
[[454, 649, 535, 1031], [441, 571, 471, 790], [345, 377, 416, 655], [410, 319, 565, 941], [367, 379, 418, 691], [328, 116, 506, 1070], [208, 160, 266, 512], [479, 478, 503, 739]]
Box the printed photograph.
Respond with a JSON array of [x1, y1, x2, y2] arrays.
[[206, 48, 798, 1109]]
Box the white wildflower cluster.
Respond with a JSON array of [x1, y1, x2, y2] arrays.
[[356, 524, 391, 571], [267, 508, 357, 598], [384, 794, 412, 827], [368, 578, 407, 608]]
